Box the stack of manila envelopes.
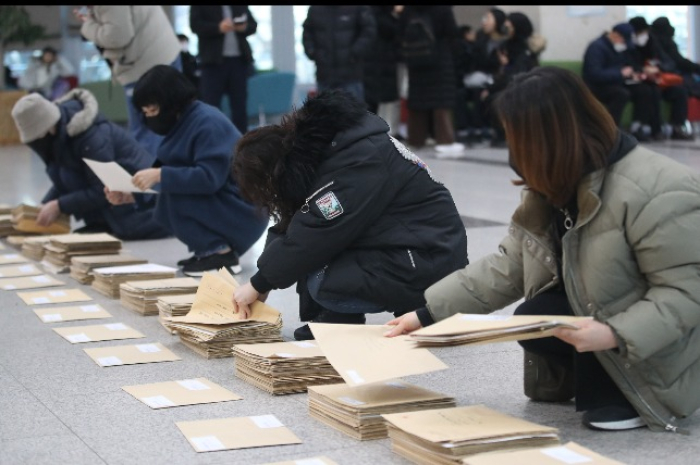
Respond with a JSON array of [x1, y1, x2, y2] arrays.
[[91, 263, 177, 298], [122, 377, 242, 409], [42, 232, 122, 273], [308, 380, 456, 440], [119, 277, 200, 316], [11, 204, 70, 235], [462, 441, 627, 465], [20, 235, 54, 261], [168, 268, 282, 359], [157, 293, 196, 334], [232, 340, 342, 395], [70, 253, 148, 284], [0, 214, 12, 237], [409, 313, 593, 347], [382, 405, 560, 465]]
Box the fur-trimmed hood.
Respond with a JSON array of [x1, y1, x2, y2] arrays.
[[55, 88, 99, 137]]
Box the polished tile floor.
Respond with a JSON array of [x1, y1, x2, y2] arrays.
[[1, 136, 700, 465]]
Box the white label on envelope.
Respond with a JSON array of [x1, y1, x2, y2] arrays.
[[346, 369, 365, 384], [3, 254, 19, 259], [141, 395, 175, 408], [31, 275, 51, 283], [42, 314, 62, 322], [33, 297, 51, 304], [67, 333, 91, 343], [81, 305, 100, 312], [274, 352, 296, 358], [49, 291, 67, 297], [177, 379, 210, 391], [250, 414, 283, 428], [190, 436, 225, 452], [136, 343, 161, 353], [3, 285, 16, 290], [290, 341, 316, 348], [98, 356, 123, 366], [541, 446, 594, 464], [338, 396, 366, 406], [104, 323, 127, 331], [19, 265, 35, 272], [460, 314, 511, 321]]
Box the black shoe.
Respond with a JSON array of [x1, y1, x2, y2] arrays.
[[671, 127, 695, 141], [582, 405, 646, 431], [631, 129, 651, 142], [177, 255, 197, 267], [293, 309, 366, 341], [181, 250, 241, 277]]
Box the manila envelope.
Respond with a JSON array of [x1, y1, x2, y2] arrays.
[[84, 342, 181, 367], [233, 340, 325, 359], [18, 288, 92, 305], [0, 263, 42, 278], [263, 457, 339, 465], [308, 324, 448, 387], [462, 441, 627, 465], [53, 323, 144, 343], [176, 415, 301, 452], [34, 304, 112, 323], [0, 274, 65, 290], [122, 377, 242, 409], [0, 253, 29, 265]]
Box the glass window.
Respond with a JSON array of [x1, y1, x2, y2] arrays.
[[294, 5, 315, 85], [627, 5, 689, 57]]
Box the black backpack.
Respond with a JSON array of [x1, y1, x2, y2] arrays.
[[400, 14, 438, 67]]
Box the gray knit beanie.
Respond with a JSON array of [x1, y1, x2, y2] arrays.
[[11, 93, 61, 143]]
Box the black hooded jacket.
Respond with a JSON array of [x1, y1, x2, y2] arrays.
[[250, 92, 468, 312]]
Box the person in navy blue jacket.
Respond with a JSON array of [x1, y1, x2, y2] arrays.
[[10, 89, 170, 240], [105, 65, 268, 276]]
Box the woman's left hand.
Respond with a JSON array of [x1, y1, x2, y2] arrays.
[[132, 168, 161, 191], [232, 282, 260, 320], [552, 319, 618, 352]]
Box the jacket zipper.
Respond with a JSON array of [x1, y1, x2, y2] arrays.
[[407, 249, 416, 268], [560, 208, 574, 230], [301, 181, 334, 213]]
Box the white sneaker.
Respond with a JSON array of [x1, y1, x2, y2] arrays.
[[434, 142, 466, 159]]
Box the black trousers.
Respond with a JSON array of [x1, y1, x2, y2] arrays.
[[515, 290, 632, 412], [199, 56, 249, 135]]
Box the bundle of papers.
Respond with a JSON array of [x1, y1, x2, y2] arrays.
[[167, 268, 283, 359], [70, 253, 148, 284], [91, 263, 177, 298], [122, 378, 242, 409], [20, 235, 53, 261], [308, 381, 456, 441], [409, 314, 592, 347], [157, 293, 196, 334], [382, 405, 560, 465], [119, 277, 200, 316], [42, 233, 122, 273], [0, 204, 11, 215], [11, 204, 71, 235], [232, 340, 342, 395], [462, 441, 627, 465], [0, 214, 14, 237]]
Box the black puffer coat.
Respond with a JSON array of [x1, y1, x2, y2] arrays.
[[302, 5, 377, 86], [363, 5, 400, 105]]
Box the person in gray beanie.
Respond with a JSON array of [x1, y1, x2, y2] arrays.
[[11, 90, 171, 240]]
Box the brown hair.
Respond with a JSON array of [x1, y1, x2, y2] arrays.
[[492, 66, 617, 207]]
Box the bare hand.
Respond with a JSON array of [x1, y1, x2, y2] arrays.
[[233, 22, 248, 33], [132, 168, 161, 191], [621, 66, 634, 78], [104, 187, 135, 205], [232, 282, 260, 320], [383, 311, 422, 337], [36, 200, 61, 227], [219, 18, 234, 33], [551, 319, 618, 352]]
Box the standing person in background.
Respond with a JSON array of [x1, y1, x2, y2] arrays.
[[177, 33, 200, 92], [18, 46, 75, 100], [302, 5, 377, 103], [399, 5, 465, 158], [363, 5, 403, 140], [190, 5, 257, 135], [75, 5, 182, 159]]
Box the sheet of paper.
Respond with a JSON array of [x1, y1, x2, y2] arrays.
[[0, 253, 29, 265], [122, 377, 242, 409], [0, 264, 42, 278], [411, 314, 591, 337], [462, 441, 626, 465], [34, 304, 112, 323], [18, 288, 93, 305], [0, 274, 65, 290], [176, 415, 301, 452], [53, 323, 144, 343], [83, 159, 157, 194], [308, 324, 448, 386], [92, 263, 177, 275], [84, 342, 181, 367]]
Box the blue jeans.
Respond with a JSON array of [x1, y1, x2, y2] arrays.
[[306, 268, 385, 314], [123, 55, 183, 159], [317, 81, 365, 103]]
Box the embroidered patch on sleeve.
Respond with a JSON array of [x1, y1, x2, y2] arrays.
[[315, 191, 344, 220]]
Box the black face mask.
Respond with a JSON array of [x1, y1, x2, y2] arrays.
[[143, 112, 179, 136], [27, 133, 55, 164]]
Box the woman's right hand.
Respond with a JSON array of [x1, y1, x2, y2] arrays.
[[383, 311, 422, 337], [104, 187, 135, 205]]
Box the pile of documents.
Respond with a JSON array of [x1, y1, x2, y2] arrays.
[[462, 441, 626, 465], [232, 340, 342, 395], [167, 268, 283, 359], [382, 405, 560, 464], [91, 263, 177, 298], [0, 204, 11, 214], [308, 381, 456, 440], [120, 277, 200, 316], [408, 313, 592, 347], [0, 214, 13, 237], [42, 233, 123, 273], [20, 235, 53, 261], [157, 293, 196, 334], [11, 204, 71, 235], [70, 253, 148, 284]]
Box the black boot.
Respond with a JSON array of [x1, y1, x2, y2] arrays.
[[293, 309, 366, 341]]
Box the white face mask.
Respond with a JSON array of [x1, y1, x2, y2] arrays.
[[634, 33, 649, 47], [613, 42, 628, 53]]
